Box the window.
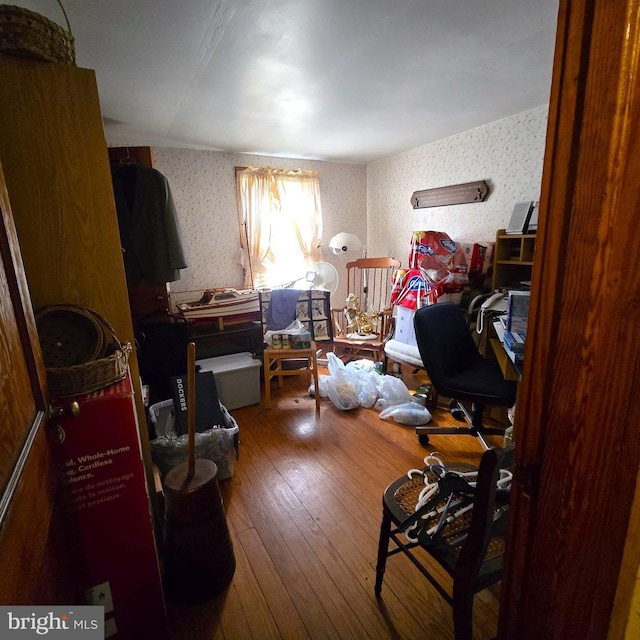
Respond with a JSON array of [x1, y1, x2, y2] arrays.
[[236, 167, 323, 289]]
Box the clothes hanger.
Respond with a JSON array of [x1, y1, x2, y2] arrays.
[[119, 147, 136, 164]]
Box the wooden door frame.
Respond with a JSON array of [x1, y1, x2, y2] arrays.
[[0, 157, 48, 521], [499, 1, 640, 637]]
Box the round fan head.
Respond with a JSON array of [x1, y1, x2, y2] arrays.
[[305, 261, 339, 294], [329, 232, 362, 256]]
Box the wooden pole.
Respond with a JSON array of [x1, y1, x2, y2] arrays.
[[187, 341, 196, 478]]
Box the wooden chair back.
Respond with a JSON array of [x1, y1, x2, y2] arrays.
[[334, 257, 400, 335], [346, 257, 400, 313], [330, 257, 400, 361]]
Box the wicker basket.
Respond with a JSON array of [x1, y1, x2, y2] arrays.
[[36, 304, 131, 397], [0, 1, 75, 64]]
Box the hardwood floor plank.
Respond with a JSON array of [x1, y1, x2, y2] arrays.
[[236, 527, 312, 640], [165, 364, 503, 639], [288, 504, 428, 640], [270, 481, 432, 639], [220, 479, 255, 536], [231, 458, 343, 637], [217, 537, 280, 640], [276, 508, 375, 640]]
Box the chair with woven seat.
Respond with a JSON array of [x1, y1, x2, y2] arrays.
[[330, 256, 400, 362], [413, 302, 518, 449], [375, 446, 513, 640]]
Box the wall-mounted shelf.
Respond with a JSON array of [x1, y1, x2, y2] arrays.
[[492, 229, 536, 290], [410, 180, 489, 208]]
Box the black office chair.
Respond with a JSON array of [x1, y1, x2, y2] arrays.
[[413, 303, 517, 449], [375, 446, 513, 640]]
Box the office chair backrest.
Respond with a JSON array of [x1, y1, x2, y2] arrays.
[[414, 302, 481, 383]]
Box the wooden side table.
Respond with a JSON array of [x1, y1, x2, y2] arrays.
[[263, 341, 320, 411]]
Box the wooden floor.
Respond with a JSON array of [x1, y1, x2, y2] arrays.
[[165, 363, 504, 640]]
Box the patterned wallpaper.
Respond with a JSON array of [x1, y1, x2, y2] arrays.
[[367, 105, 549, 266], [152, 104, 547, 306], [152, 149, 367, 306]]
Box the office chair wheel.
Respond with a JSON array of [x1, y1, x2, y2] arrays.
[[417, 433, 430, 446], [449, 399, 466, 422]]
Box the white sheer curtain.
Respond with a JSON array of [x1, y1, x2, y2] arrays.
[[236, 167, 323, 289]]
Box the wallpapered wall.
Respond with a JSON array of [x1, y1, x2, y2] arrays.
[[152, 104, 548, 306], [366, 105, 549, 267], [152, 149, 367, 305]]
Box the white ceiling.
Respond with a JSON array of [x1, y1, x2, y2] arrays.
[[13, 0, 559, 163]]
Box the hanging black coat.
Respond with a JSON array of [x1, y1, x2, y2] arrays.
[[111, 163, 187, 285]]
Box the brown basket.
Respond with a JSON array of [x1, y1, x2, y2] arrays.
[[0, 1, 75, 64], [36, 304, 131, 397], [36, 304, 108, 368]]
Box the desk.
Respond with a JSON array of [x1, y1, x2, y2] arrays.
[[490, 338, 521, 381], [490, 320, 522, 381]]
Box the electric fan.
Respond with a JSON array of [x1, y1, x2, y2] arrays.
[[305, 261, 339, 295]]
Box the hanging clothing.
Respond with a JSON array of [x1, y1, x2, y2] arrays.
[[111, 163, 187, 285], [266, 288, 302, 330]]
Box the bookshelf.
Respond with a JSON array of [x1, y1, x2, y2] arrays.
[[492, 229, 536, 291]]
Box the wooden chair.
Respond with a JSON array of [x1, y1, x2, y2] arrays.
[[330, 257, 400, 362], [375, 446, 513, 640]]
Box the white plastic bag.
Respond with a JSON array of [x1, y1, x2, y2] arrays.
[[325, 352, 361, 410], [345, 360, 379, 408], [264, 319, 307, 346], [354, 371, 379, 408], [327, 351, 344, 377], [317, 374, 330, 398], [345, 359, 376, 375], [379, 401, 432, 425], [374, 375, 413, 411]]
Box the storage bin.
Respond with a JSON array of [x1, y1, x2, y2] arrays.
[[149, 398, 175, 437], [196, 352, 262, 410], [149, 402, 239, 480]]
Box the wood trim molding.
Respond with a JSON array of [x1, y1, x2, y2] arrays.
[[499, 1, 640, 637]]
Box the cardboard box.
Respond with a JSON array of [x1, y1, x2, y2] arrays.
[[53, 376, 166, 638], [394, 306, 418, 348], [197, 352, 262, 410], [288, 331, 312, 349]]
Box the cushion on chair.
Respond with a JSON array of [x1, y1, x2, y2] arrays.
[[439, 357, 517, 406], [388, 466, 507, 578], [383, 338, 424, 369]]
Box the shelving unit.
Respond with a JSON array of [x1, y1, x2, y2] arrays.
[[492, 228, 536, 291]]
